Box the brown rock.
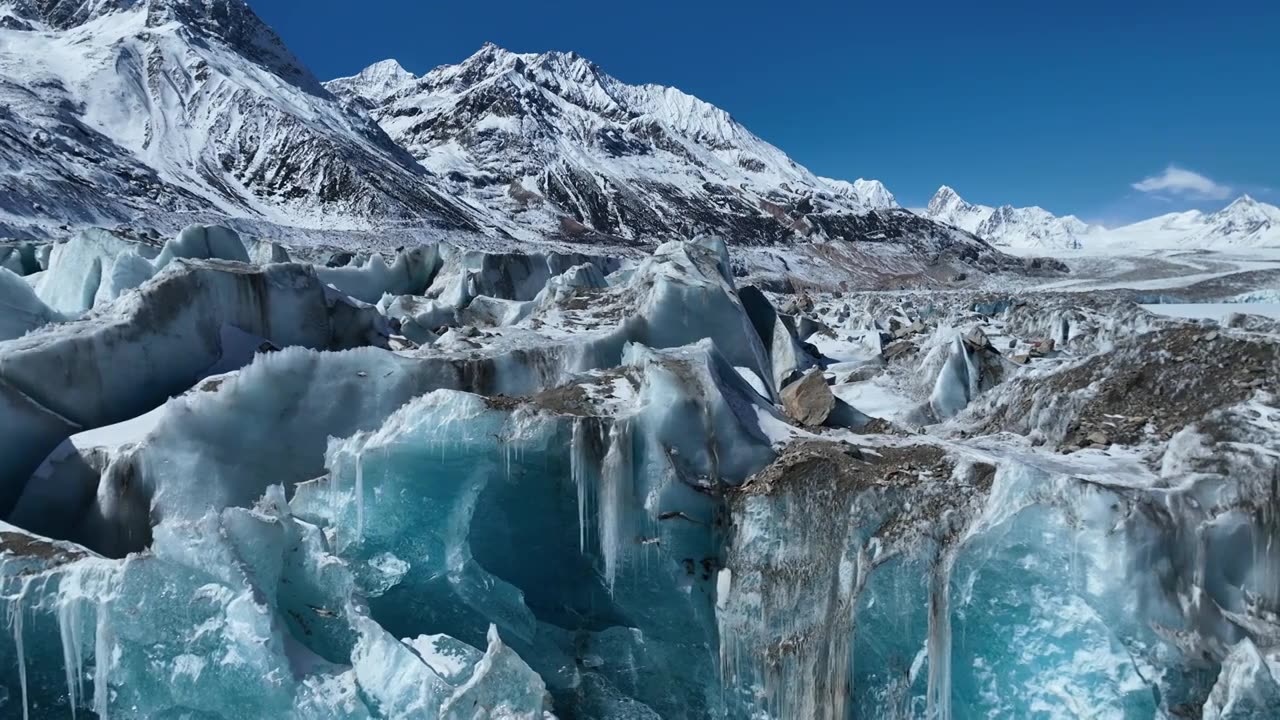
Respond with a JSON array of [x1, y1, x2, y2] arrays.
[[1029, 338, 1056, 357], [781, 370, 836, 427], [882, 340, 916, 361], [963, 326, 993, 352]]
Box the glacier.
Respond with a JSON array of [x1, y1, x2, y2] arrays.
[[2, 222, 1280, 719]]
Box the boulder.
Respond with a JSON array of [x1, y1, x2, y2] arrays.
[[963, 326, 993, 352], [1029, 338, 1056, 357], [781, 370, 835, 427], [326, 251, 356, 268], [882, 339, 917, 361]]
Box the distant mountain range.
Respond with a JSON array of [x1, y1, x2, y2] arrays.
[[923, 186, 1100, 250], [0, 0, 1273, 253], [921, 186, 1280, 251], [0, 2, 900, 247]]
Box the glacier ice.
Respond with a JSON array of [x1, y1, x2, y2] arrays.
[[34, 229, 151, 316], [316, 246, 441, 305], [3, 233, 1280, 718], [152, 224, 252, 270], [0, 256, 389, 520], [33, 225, 259, 317], [0, 243, 43, 277], [0, 269, 62, 342], [1203, 639, 1280, 719], [0, 493, 550, 719]]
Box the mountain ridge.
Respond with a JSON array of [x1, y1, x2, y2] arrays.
[[922, 185, 1280, 250], [0, 0, 491, 237], [2, 0, 1268, 253], [325, 44, 901, 245]]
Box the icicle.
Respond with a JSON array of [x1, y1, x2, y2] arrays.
[[599, 419, 634, 592], [93, 603, 112, 720], [925, 553, 953, 720], [58, 591, 85, 719], [8, 575, 33, 720], [570, 419, 590, 553], [355, 448, 365, 539]]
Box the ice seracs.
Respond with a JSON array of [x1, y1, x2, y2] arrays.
[[3, 224, 1280, 717], [0, 268, 61, 341]]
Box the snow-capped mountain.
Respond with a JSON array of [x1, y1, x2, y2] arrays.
[[0, 0, 487, 237], [922, 186, 1099, 250], [923, 185, 1280, 250], [924, 186, 993, 235], [1106, 195, 1280, 248], [821, 177, 899, 211], [326, 43, 899, 244], [976, 205, 1098, 250]]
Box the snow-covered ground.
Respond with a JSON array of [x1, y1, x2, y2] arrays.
[[1141, 302, 1280, 322], [1009, 247, 1280, 293]]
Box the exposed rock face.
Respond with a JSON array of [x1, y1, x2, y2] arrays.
[[325, 44, 942, 247], [0, 0, 489, 236]]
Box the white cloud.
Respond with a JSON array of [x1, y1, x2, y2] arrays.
[[1132, 165, 1232, 200]]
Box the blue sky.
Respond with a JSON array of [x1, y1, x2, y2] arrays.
[[249, 0, 1279, 225]]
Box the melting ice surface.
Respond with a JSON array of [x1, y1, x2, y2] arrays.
[[3, 226, 1280, 718]]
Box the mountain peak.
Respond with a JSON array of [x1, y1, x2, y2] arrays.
[[1210, 194, 1280, 228], [817, 177, 899, 212], [363, 58, 413, 78], [470, 41, 516, 62], [5, 0, 135, 29], [927, 185, 969, 215], [1217, 194, 1280, 216], [329, 58, 418, 102]]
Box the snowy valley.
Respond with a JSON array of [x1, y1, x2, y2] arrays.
[[2, 1, 1280, 720]]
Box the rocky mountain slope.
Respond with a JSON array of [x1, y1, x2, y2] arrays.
[[1, 1, 1273, 257], [0, 0, 489, 238], [325, 43, 900, 245], [0, 3, 1013, 268]]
